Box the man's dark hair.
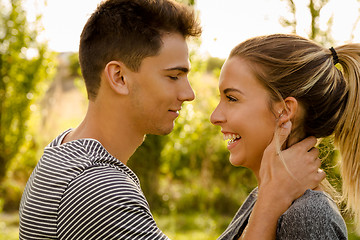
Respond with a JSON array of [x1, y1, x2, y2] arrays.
[[79, 0, 202, 100]]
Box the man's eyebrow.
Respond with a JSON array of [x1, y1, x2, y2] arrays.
[[163, 67, 190, 73], [223, 88, 244, 95]]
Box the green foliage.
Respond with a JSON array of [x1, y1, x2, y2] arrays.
[[0, 0, 53, 213], [154, 212, 231, 240], [318, 137, 342, 190], [280, 0, 334, 45], [175, 0, 195, 6], [280, 0, 297, 33], [307, 0, 335, 45], [2, 132, 41, 211], [0, 0, 51, 184], [0, 212, 19, 240], [128, 134, 166, 210], [206, 57, 225, 73], [68, 52, 88, 99], [68, 52, 82, 77]]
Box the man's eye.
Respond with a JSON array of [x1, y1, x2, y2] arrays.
[[226, 95, 237, 102], [168, 76, 179, 80]]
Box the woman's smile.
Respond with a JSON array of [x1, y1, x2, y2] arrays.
[[222, 132, 241, 149]]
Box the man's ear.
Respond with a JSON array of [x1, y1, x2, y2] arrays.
[[276, 97, 299, 126], [104, 61, 129, 95]]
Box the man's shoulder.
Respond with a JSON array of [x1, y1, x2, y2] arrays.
[[69, 164, 141, 192]]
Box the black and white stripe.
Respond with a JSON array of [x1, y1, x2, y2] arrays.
[[19, 130, 169, 239]]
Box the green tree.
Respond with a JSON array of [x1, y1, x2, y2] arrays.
[[350, 0, 360, 41], [0, 0, 50, 183], [128, 134, 166, 210], [281, 0, 334, 44], [280, 0, 297, 33], [176, 0, 195, 6]]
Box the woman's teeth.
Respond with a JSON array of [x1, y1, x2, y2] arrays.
[[223, 134, 241, 144]]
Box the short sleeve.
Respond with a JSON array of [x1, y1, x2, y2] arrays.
[[57, 165, 169, 240], [276, 190, 347, 240]]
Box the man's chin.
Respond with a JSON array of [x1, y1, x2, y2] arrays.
[[150, 125, 174, 136]]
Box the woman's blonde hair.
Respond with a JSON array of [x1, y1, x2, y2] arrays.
[[229, 34, 360, 231]]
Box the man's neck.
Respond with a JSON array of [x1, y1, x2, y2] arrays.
[[62, 102, 145, 165]]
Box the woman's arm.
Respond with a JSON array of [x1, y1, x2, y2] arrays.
[[239, 121, 325, 239]]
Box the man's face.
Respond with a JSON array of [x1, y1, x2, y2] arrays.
[[125, 32, 195, 135]]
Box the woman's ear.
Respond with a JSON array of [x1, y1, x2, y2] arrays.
[[104, 61, 129, 95], [276, 97, 299, 126]]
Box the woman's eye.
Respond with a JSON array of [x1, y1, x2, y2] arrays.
[[226, 95, 237, 102]]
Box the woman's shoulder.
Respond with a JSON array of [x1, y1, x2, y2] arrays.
[[285, 189, 339, 216], [276, 189, 347, 239]]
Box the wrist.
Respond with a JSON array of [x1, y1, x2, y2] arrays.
[[257, 184, 294, 215]]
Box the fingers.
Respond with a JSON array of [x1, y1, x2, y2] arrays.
[[307, 168, 326, 190], [262, 122, 325, 198], [299, 155, 325, 190], [317, 169, 326, 182], [266, 121, 292, 154], [308, 148, 320, 163], [280, 137, 324, 191], [292, 136, 317, 152], [314, 156, 322, 167], [277, 121, 292, 147]]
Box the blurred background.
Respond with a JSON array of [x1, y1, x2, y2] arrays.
[[1, 0, 360, 239]]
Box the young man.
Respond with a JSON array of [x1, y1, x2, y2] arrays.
[[19, 0, 324, 239]]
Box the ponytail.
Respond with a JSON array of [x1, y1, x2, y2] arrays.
[[333, 43, 360, 232]]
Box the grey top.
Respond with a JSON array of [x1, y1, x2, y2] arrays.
[[218, 188, 347, 240]]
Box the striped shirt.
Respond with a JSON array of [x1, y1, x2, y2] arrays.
[[19, 129, 169, 240]]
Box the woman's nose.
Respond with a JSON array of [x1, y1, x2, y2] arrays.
[[210, 104, 226, 125]]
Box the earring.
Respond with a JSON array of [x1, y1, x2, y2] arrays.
[[278, 110, 283, 118]]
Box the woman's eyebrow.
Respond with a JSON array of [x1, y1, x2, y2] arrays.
[[223, 88, 244, 95]]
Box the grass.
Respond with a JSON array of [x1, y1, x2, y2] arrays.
[[1, 211, 359, 240], [154, 212, 232, 239], [0, 211, 231, 240]]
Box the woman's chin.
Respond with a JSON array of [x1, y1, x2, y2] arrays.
[[229, 156, 244, 167]]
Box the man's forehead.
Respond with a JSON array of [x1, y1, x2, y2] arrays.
[[139, 33, 189, 71]]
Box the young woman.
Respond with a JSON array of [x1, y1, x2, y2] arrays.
[[212, 34, 360, 239]]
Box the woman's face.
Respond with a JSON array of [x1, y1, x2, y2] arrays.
[[210, 57, 278, 173]]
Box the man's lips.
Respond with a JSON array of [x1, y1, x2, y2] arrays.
[[168, 109, 180, 117], [169, 107, 182, 113]]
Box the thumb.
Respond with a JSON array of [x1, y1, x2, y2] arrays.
[[272, 121, 292, 151]]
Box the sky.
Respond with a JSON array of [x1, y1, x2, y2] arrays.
[[24, 0, 360, 58]]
